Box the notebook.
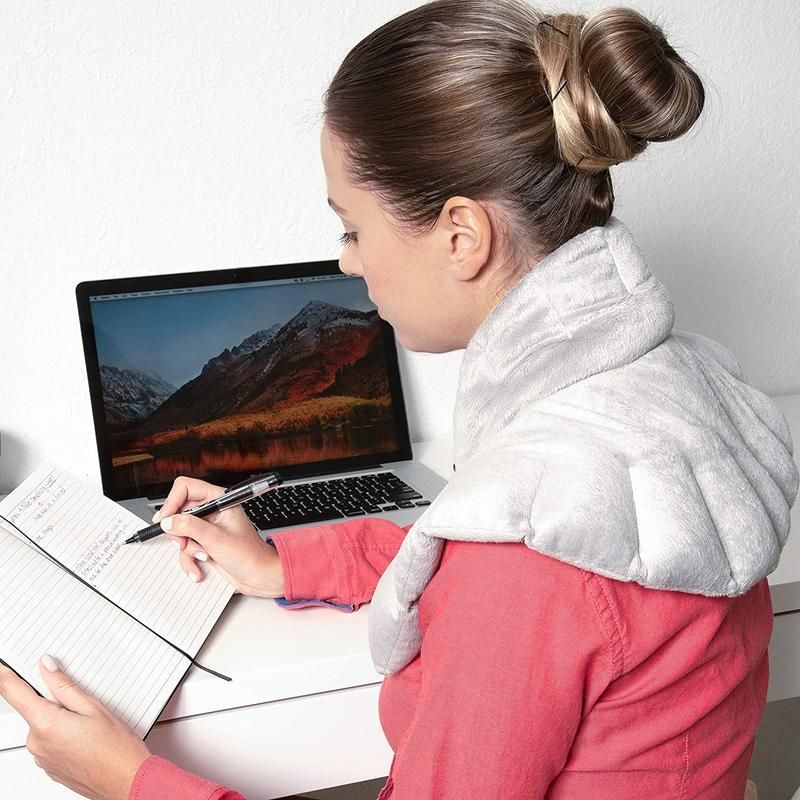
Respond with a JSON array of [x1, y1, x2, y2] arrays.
[[75, 261, 448, 535], [0, 461, 234, 738]]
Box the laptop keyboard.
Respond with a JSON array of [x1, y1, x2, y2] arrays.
[[154, 471, 431, 531], [242, 472, 431, 530], [242, 471, 431, 530]]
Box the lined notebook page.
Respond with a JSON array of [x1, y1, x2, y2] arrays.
[[0, 518, 189, 738], [0, 463, 235, 657]]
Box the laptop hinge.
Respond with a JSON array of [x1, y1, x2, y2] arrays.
[[147, 464, 392, 502], [285, 464, 385, 482]]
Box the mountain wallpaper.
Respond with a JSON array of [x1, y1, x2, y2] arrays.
[[99, 299, 397, 489]]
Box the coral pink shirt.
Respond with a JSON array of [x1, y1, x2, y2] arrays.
[[130, 518, 772, 799]]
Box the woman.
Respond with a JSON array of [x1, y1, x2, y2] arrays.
[[0, 1, 796, 798]]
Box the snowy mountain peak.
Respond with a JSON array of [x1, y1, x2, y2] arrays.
[[231, 324, 280, 357], [291, 299, 372, 330], [100, 365, 176, 423], [204, 325, 281, 374]]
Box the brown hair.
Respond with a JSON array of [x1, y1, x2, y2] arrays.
[[322, 0, 705, 292]]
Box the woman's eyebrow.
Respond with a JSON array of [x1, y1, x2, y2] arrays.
[[327, 197, 349, 215]]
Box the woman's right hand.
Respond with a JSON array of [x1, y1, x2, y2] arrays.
[[154, 476, 286, 598]]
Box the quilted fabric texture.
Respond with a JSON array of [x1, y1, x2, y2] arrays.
[[368, 216, 799, 676]]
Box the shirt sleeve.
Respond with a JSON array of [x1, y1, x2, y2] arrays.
[[129, 755, 247, 800], [269, 518, 412, 609], [383, 542, 617, 800]]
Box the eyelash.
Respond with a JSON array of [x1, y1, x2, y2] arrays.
[[338, 231, 358, 247]]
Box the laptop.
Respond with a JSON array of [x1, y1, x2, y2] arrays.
[[75, 259, 448, 535]]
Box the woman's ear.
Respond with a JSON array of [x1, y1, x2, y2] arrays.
[[438, 196, 493, 281]]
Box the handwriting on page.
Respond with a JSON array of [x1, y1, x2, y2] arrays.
[[2, 470, 131, 581], [10, 470, 64, 541], [74, 515, 128, 582]]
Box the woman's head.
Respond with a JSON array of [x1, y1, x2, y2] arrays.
[[321, 0, 705, 353]]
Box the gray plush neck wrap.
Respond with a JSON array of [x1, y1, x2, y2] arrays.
[[368, 216, 798, 676]]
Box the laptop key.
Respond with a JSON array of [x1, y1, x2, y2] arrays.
[[414, 500, 431, 506]]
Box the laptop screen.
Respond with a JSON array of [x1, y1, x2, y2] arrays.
[[77, 262, 412, 501]]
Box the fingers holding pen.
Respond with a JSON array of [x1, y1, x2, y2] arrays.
[[161, 513, 225, 551], [152, 488, 277, 596], [181, 549, 206, 582], [163, 534, 207, 582], [162, 516, 216, 582], [162, 535, 196, 581]]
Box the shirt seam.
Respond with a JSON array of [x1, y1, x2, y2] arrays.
[[594, 573, 626, 675], [273, 533, 296, 600], [129, 756, 157, 800], [580, 570, 626, 678], [333, 527, 354, 600], [676, 730, 690, 800]]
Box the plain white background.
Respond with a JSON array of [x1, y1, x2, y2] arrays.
[[1, 0, 798, 494]]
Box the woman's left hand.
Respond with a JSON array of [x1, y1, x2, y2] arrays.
[[0, 656, 151, 800]]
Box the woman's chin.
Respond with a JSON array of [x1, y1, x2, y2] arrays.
[[395, 331, 425, 352]]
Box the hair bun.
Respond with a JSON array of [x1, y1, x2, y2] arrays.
[[535, 7, 705, 173]]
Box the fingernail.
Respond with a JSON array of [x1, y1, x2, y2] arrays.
[[160, 516, 173, 532], [194, 551, 208, 562], [41, 654, 59, 672], [170, 539, 180, 550], [187, 570, 198, 582]]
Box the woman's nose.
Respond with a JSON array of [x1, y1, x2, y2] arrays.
[[338, 248, 363, 277]]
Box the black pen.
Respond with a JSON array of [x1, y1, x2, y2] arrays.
[[123, 471, 283, 544]]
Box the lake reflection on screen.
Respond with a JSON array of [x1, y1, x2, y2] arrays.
[[120, 422, 399, 493]]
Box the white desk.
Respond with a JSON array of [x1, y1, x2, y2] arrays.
[[2, 398, 800, 798]]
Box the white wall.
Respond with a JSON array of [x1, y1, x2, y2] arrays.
[[2, 0, 798, 492]]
